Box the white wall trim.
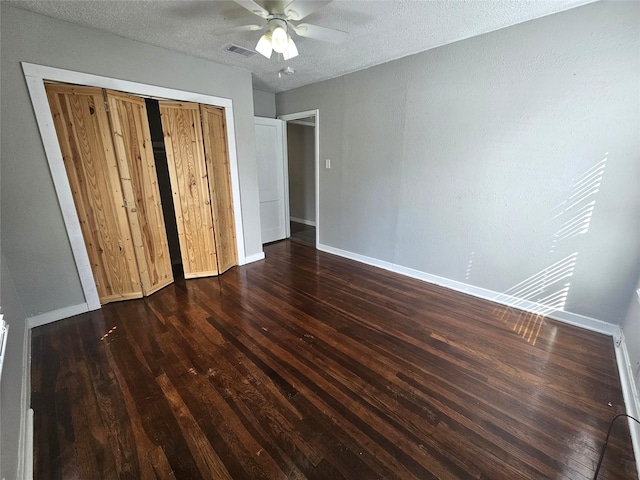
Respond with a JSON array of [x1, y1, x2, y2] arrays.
[[22, 62, 247, 311], [23, 73, 101, 311], [316, 243, 618, 336], [314, 112, 319, 246], [318, 243, 393, 270], [0, 316, 8, 384], [21, 63, 236, 108], [27, 303, 89, 329], [278, 109, 320, 246], [244, 252, 266, 264], [221, 105, 247, 267], [548, 309, 619, 336], [16, 323, 32, 480], [289, 120, 315, 127], [290, 216, 316, 227], [282, 120, 291, 239], [24, 409, 34, 480], [615, 330, 640, 479]]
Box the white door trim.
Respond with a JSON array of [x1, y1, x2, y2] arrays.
[[22, 62, 247, 311], [282, 120, 291, 239], [278, 109, 320, 246]]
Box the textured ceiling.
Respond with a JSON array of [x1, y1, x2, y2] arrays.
[[8, 0, 596, 93]]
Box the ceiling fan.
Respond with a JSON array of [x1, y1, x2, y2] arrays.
[[218, 0, 349, 60]]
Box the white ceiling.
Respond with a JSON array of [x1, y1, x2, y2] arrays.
[[8, 0, 596, 93]]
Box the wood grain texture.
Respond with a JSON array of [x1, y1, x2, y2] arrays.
[[31, 240, 637, 479], [105, 90, 173, 296], [46, 84, 142, 303], [200, 105, 238, 274], [159, 101, 218, 278]]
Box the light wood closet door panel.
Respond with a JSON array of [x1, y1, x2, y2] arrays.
[[105, 90, 173, 295], [200, 105, 238, 274], [159, 101, 218, 278], [46, 84, 142, 303]]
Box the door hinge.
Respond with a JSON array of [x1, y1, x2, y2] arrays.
[[104, 101, 109, 112]]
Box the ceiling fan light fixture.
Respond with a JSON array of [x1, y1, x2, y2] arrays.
[[271, 25, 289, 53], [255, 32, 273, 58], [226, 0, 350, 65], [283, 35, 298, 60]]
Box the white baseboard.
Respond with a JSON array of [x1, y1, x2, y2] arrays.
[[290, 216, 316, 227], [244, 252, 265, 264], [27, 303, 89, 329], [316, 243, 617, 336], [548, 309, 619, 336], [615, 330, 640, 479], [318, 243, 394, 269]]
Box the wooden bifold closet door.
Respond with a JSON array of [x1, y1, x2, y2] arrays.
[[159, 101, 237, 278], [46, 84, 173, 304], [47, 84, 237, 303], [105, 90, 173, 295], [201, 105, 238, 274]]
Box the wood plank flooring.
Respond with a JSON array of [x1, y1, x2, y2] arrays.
[[290, 221, 316, 246], [31, 240, 637, 479]]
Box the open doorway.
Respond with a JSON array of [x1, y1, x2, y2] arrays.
[[280, 110, 319, 247]]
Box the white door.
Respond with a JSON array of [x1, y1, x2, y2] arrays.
[[255, 117, 288, 244]]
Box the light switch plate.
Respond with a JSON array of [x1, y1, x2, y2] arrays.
[[325, 159, 331, 169]]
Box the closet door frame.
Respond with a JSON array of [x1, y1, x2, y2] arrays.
[[23, 62, 247, 311]]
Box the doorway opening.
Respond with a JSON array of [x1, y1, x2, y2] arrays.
[[280, 110, 319, 247]]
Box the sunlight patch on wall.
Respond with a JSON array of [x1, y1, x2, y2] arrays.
[[549, 156, 607, 252], [493, 154, 608, 345], [494, 253, 577, 311], [465, 251, 475, 281]]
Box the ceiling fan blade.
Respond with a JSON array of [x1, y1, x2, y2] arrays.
[[284, 0, 332, 21], [292, 23, 348, 44], [214, 24, 265, 36], [234, 0, 270, 19]]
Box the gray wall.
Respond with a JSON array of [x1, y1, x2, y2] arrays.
[[1, 253, 28, 480], [1, 5, 263, 317], [253, 89, 276, 118], [277, 1, 640, 325], [287, 123, 316, 223]]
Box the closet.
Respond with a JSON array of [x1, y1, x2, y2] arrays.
[[46, 84, 237, 304]]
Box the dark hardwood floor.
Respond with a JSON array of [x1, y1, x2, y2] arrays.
[[289, 221, 316, 246], [31, 240, 636, 479]]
